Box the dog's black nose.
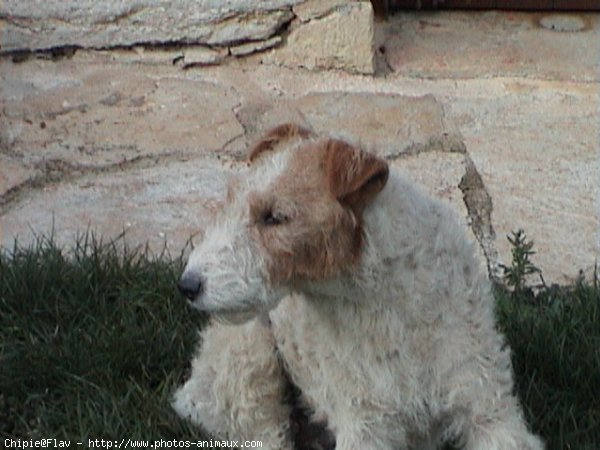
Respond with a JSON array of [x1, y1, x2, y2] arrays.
[[177, 272, 204, 301]]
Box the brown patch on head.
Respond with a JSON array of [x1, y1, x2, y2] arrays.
[[248, 138, 389, 285], [248, 123, 314, 162], [324, 139, 389, 217]]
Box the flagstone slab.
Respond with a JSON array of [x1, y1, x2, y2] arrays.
[[0, 0, 300, 52]]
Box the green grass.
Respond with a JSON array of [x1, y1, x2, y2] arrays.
[[1, 235, 599, 449], [0, 235, 207, 443], [496, 281, 600, 449]]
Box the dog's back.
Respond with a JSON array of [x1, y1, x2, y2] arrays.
[[269, 167, 507, 448]]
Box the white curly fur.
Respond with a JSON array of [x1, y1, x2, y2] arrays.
[[172, 126, 544, 450]]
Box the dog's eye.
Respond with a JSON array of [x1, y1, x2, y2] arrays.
[[261, 210, 288, 226]]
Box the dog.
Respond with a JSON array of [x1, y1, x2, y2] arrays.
[[173, 124, 544, 450]]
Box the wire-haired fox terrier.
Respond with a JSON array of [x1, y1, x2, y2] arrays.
[[173, 124, 544, 450]]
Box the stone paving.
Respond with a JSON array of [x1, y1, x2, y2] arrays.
[[1, 8, 598, 285]]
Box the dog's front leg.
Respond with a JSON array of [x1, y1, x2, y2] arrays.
[[172, 318, 293, 450]]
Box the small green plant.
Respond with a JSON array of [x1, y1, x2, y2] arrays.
[[500, 229, 541, 295]]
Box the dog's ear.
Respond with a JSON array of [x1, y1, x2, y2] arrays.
[[248, 123, 313, 162], [324, 139, 389, 214]]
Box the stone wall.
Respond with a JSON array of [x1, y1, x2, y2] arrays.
[[0, 0, 376, 74], [1, 9, 596, 284]]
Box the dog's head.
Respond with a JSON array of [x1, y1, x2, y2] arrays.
[[178, 123, 389, 323]]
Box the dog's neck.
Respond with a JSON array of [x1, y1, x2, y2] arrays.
[[288, 173, 437, 329]]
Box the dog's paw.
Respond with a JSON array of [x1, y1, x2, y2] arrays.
[[171, 382, 201, 424]]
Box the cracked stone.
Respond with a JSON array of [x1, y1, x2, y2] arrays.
[[290, 93, 460, 158], [235, 102, 308, 151], [205, 10, 294, 46], [1, 59, 244, 167], [112, 47, 185, 65], [292, 0, 352, 22], [1, 11, 595, 286], [459, 156, 498, 280], [230, 36, 283, 57], [233, 93, 463, 161], [0, 156, 36, 199], [0, 0, 302, 52], [0, 157, 237, 253], [182, 46, 228, 66], [265, 1, 375, 74]]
